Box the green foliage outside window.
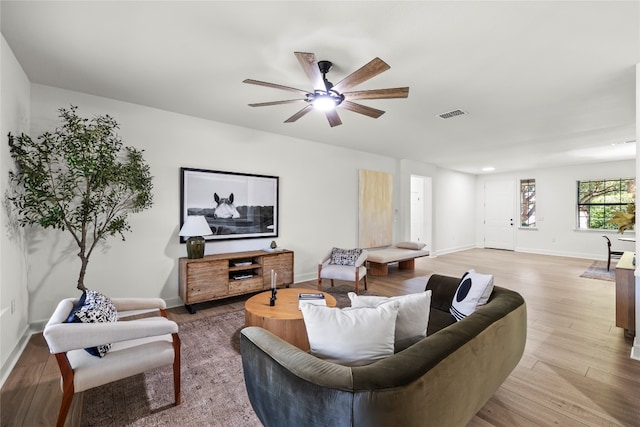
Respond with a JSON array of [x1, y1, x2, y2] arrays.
[[577, 179, 635, 231], [520, 179, 536, 227]]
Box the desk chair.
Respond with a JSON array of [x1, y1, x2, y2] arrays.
[[603, 235, 624, 271]]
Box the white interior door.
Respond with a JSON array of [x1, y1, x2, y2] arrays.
[[484, 180, 515, 250], [410, 177, 424, 242], [410, 175, 432, 251]]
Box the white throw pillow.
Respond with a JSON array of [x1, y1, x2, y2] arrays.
[[348, 291, 432, 350], [395, 241, 426, 250], [450, 269, 494, 321], [301, 302, 400, 366]]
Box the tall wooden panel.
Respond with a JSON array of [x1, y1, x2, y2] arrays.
[[359, 169, 393, 248]]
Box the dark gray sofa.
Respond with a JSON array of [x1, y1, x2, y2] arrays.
[[240, 274, 527, 427]]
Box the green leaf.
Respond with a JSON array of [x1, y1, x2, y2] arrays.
[[6, 105, 154, 290]]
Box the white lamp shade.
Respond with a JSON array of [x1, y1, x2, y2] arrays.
[[179, 216, 213, 237]]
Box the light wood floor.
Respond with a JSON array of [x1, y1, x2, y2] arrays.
[[2, 249, 639, 426]]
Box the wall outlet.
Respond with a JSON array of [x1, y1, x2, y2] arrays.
[[10, 299, 16, 314]]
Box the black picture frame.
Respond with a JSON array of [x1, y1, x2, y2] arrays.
[[180, 167, 279, 242]]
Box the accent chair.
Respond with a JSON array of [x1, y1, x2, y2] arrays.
[[43, 297, 180, 427], [318, 248, 368, 294]]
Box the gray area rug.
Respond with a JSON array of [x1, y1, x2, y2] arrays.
[[580, 260, 615, 282], [80, 285, 362, 426], [81, 309, 259, 426]]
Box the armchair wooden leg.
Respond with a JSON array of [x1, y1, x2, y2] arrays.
[[172, 333, 181, 405], [355, 270, 360, 295], [317, 265, 323, 291], [364, 275, 368, 291], [54, 353, 75, 427]]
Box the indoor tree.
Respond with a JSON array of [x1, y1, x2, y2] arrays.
[[7, 105, 153, 291]]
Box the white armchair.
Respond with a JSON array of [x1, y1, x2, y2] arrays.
[[43, 297, 180, 427], [317, 248, 368, 294]]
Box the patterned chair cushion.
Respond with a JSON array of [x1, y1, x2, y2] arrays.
[[329, 248, 363, 266]]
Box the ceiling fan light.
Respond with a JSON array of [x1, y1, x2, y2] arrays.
[[312, 94, 337, 111]]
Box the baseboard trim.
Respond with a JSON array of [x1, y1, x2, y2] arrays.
[[433, 244, 476, 257], [295, 272, 317, 283], [0, 324, 33, 388], [515, 247, 606, 260], [631, 337, 640, 361], [165, 296, 184, 309]]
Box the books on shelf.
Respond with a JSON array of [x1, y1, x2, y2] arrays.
[[298, 293, 326, 310], [232, 274, 254, 280]]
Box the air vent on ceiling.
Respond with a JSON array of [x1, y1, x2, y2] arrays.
[[437, 109, 467, 119]]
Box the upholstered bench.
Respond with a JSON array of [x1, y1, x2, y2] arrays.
[[367, 244, 429, 276]]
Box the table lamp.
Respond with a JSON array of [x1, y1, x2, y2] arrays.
[[179, 216, 213, 259]]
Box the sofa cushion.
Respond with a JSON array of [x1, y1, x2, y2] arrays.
[[427, 308, 457, 335], [348, 290, 432, 351], [301, 302, 400, 366], [395, 241, 426, 250], [66, 289, 118, 357], [320, 264, 367, 281], [329, 247, 363, 266], [366, 248, 429, 264], [450, 269, 494, 321]]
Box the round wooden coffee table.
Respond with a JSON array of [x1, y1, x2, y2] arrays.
[[244, 288, 337, 351]]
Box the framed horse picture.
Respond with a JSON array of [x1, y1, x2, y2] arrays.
[[180, 167, 279, 242]]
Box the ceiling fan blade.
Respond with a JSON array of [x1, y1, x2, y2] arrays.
[[325, 109, 342, 127], [333, 57, 390, 92], [284, 104, 314, 123], [344, 87, 409, 100], [249, 99, 306, 107], [340, 101, 385, 119], [243, 79, 309, 96], [294, 52, 325, 92]]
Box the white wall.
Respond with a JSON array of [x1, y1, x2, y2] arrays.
[[434, 167, 477, 254], [27, 84, 405, 325], [0, 35, 31, 383], [399, 158, 476, 256], [475, 160, 636, 259]]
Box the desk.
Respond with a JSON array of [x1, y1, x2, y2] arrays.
[[245, 288, 336, 351], [615, 252, 636, 338], [618, 237, 636, 243]]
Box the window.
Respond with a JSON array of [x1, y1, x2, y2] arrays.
[[577, 178, 635, 230], [520, 179, 536, 227]]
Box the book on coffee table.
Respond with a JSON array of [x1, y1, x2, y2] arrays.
[[298, 293, 326, 309]]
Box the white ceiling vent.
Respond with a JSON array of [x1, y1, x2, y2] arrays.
[[437, 109, 467, 119]]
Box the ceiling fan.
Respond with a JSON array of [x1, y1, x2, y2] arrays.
[[243, 52, 409, 127]]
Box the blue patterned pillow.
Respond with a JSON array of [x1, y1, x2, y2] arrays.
[[66, 290, 117, 357], [66, 290, 87, 323], [329, 248, 363, 266]]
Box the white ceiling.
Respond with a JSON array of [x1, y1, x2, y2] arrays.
[[1, 1, 638, 174]]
